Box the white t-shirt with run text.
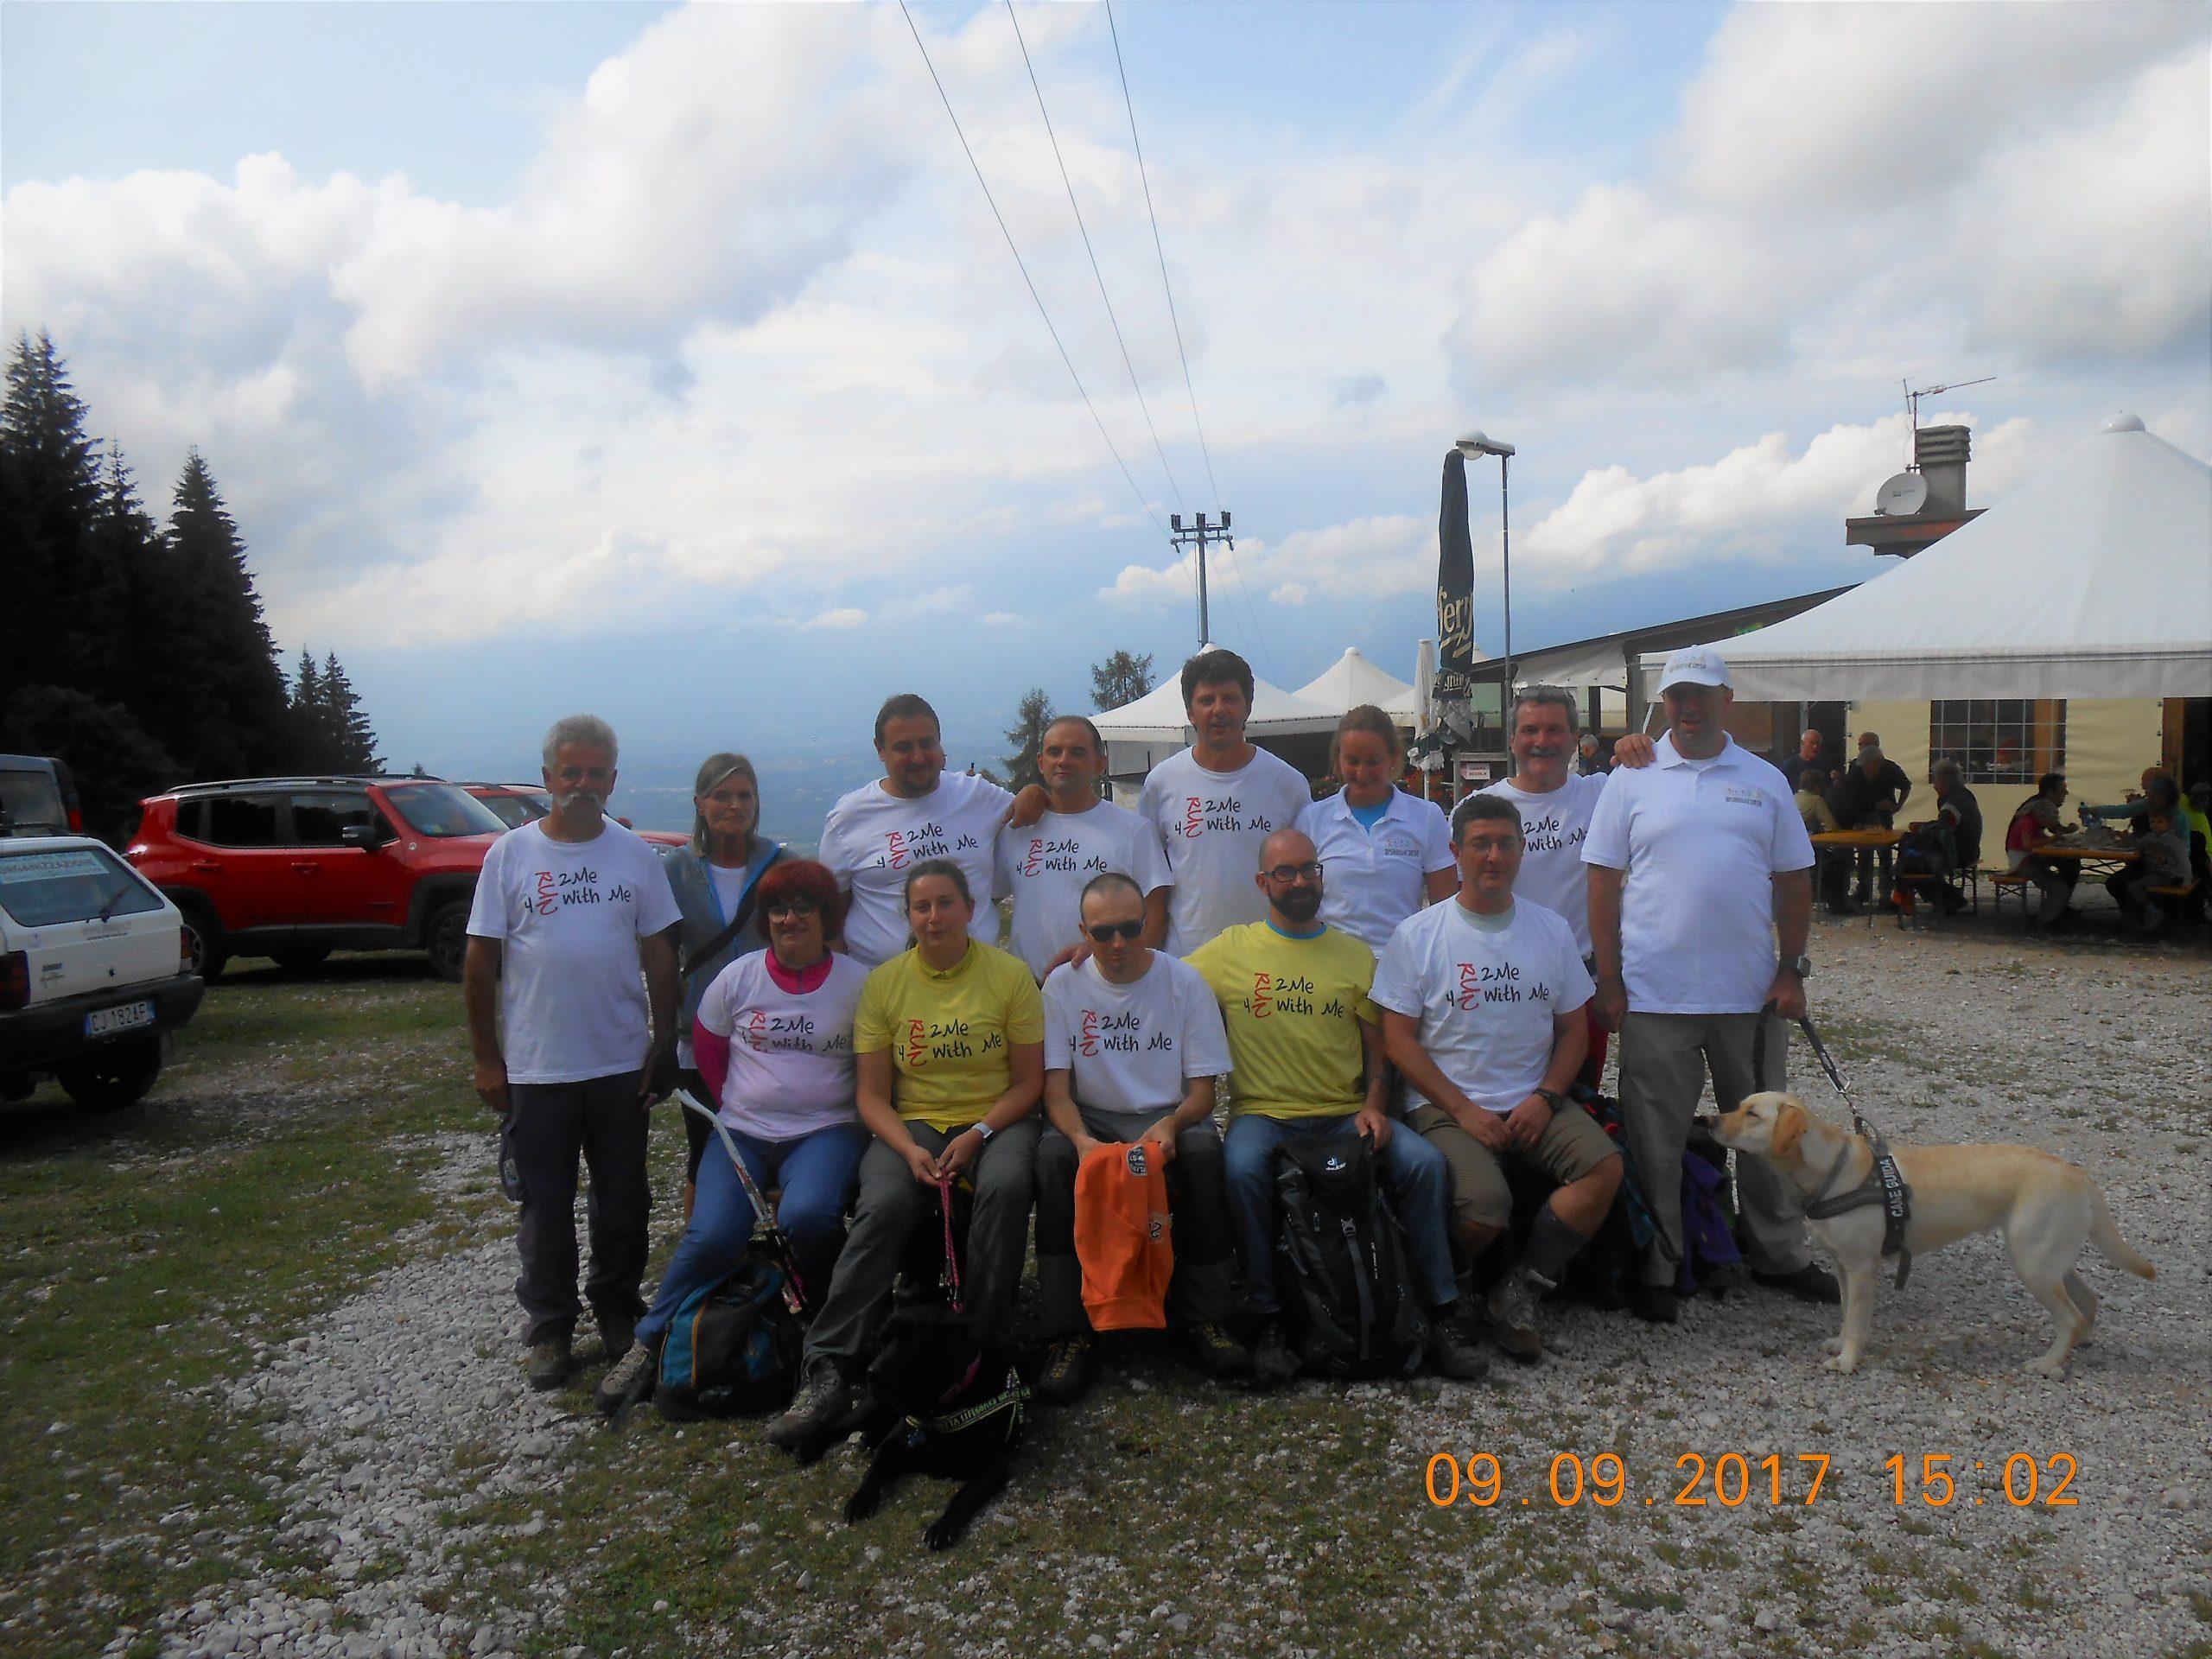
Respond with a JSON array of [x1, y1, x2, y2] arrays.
[[1581, 734, 1815, 1015], [465, 820, 683, 1084], [1136, 745, 1313, 957], [695, 952, 868, 1141], [1484, 772, 1609, 958], [1296, 788, 1455, 954], [818, 772, 1013, 967], [1370, 898, 1592, 1115], [1040, 953, 1233, 1117], [995, 801, 1172, 981]]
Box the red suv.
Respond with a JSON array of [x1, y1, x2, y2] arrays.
[[126, 776, 505, 981]]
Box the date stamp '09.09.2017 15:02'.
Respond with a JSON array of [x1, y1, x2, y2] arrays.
[[1421, 1451, 2082, 1511]]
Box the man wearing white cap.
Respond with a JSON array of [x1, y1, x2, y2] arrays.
[[1582, 646, 1836, 1322]]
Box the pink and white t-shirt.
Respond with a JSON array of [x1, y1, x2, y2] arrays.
[[695, 951, 868, 1140]]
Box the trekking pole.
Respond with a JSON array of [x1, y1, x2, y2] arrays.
[[674, 1089, 809, 1313]]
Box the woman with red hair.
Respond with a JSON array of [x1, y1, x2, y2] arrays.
[[597, 858, 868, 1413]]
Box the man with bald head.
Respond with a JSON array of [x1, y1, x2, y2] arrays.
[[1186, 829, 1484, 1384]]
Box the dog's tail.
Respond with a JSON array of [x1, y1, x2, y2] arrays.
[[2087, 1184, 2156, 1280]]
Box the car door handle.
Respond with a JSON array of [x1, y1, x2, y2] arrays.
[[191, 861, 220, 873]]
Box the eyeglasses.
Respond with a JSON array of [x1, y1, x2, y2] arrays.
[[1262, 861, 1325, 884], [1084, 920, 1145, 943], [766, 899, 820, 918]]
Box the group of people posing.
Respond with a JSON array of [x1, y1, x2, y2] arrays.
[[462, 644, 1847, 1440]]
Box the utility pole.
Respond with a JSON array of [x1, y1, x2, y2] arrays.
[[1170, 511, 1231, 646]]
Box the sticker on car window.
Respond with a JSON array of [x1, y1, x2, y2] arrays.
[[0, 849, 108, 884]]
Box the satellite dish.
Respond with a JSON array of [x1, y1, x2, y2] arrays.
[[1875, 472, 1928, 516]]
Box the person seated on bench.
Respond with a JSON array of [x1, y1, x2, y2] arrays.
[[2004, 772, 2079, 931], [1897, 759, 1981, 916], [597, 859, 868, 1414], [1187, 830, 1486, 1387], [1794, 768, 1851, 913], [1033, 873, 1243, 1402], [2106, 777, 2192, 932], [1373, 794, 1622, 1364], [767, 859, 1043, 1451]]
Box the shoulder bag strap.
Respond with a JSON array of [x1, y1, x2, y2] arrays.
[[682, 843, 784, 982]]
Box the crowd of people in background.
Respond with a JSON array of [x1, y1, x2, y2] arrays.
[[462, 643, 2204, 1426]]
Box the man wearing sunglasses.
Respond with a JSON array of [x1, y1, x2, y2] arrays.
[[1187, 830, 1486, 1386], [1031, 874, 1242, 1402]]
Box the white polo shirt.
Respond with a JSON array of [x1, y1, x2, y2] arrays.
[[1484, 772, 1609, 959], [1581, 734, 1813, 1015], [819, 772, 1012, 967], [1295, 788, 1454, 955]]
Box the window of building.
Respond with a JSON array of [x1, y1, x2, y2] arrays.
[[1929, 699, 2066, 785]]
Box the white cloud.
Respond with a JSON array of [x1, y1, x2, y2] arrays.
[[980, 611, 1021, 626], [1519, 413, 2037, 583], [801, 607, 868, 631], [1103, 512, 1432, 610]]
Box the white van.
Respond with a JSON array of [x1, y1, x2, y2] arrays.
[[0, 836, 205, 1109]]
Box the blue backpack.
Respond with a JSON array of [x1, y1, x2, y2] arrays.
[[654, 1245, 804, 1421]]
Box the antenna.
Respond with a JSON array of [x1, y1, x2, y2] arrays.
[[1901, 375, 1996, 466]]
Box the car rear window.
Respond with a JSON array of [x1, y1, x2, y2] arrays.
[[0, 845, 167, 927], [476, 793, 543, 830], [0, 769, 68, 836], [384, 784, 506, 838]]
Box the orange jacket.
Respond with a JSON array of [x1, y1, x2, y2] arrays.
[[1075, 1141, 1175, 1332]]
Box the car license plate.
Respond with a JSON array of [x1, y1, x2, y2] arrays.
[[86, 1000, 155, 1038]]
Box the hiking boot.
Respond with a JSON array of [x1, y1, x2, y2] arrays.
[[1179, 1320, 1252, 1379], [1629, 1282, 1680, 1325], [598, 1316, 636, 1363], [594, 1338, 658, 1416], [1423, 1307, 1490, 1382], [1249, 1317, 1299, 1388], [1484, 1265, 1553, 1365], [766, 1357, 855, 1451], [526, 1333, 573, 1392], [1753, 1262, 1841, 1305], [1036, 1334, 1096, 1406]]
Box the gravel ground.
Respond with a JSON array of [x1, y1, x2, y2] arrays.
[[135, 915, 2210, 1658]]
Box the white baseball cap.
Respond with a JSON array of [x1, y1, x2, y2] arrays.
[[1658, 645, 1731, 690]]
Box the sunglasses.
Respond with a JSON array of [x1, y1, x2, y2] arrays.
[[1085, 920, 1145, 943], [766, 899, 820, 918]]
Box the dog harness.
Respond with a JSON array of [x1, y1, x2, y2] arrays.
[[1802, 1116, 1914, 1287], [906, 1364, 1031, 1439]]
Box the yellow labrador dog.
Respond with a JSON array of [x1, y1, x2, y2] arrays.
[[1714, 1092, 2155, 1377]]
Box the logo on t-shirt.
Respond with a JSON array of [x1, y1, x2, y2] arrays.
[[1455, 960, 1551, 1008], [1249, 970, 1315, 1018], [1182, 796, 1271, 840], [1022, 836, 1081, 876], [906, 1015, 986, 1064], [1520, 810, 1585, 855], [531, 866, 634, 916], [1078, 1007, 1141, 1054], [744, 1009, 819, 1052], [1723, 786, 1768, 809]]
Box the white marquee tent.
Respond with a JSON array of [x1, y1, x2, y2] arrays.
[[1636, 415, 2212, 701], [1292, 647, 1414, 715]]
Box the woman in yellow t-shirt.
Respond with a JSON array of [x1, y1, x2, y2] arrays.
[[766, 859, 1044, 1450]]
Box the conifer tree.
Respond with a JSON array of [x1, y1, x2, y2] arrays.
[[1001, 688, 1055, 790], [163, 449, 292, 776], [321, 652, 381, 772]]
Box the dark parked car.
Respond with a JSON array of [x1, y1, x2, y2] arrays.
[[125, 776, 505, 981], [0, 753, 82, 838]]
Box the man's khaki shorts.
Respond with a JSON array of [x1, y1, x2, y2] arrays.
[[1405, 1098, 1618, 1232]]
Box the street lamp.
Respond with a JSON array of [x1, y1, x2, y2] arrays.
[[1456, 430, 1516, 711]]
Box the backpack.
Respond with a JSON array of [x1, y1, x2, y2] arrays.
[[653, 1244, 804, 1422], [1272, 1134, 1426, 1379]]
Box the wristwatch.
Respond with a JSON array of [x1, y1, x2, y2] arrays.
[[972, 1122, 996, 1142], [1535, 1088, 1565, 1110], [1786, 955, 1813, 977]]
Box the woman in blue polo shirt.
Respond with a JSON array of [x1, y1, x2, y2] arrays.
[[1295, 705, 1456, 956]]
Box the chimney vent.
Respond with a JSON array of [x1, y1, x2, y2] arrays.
[[1914, 423, 1970, 516]]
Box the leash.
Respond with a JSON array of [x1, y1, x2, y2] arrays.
[[1788, 1018, 1914, 1287], [675, 1089, 810, 1314], [937, 1172, 965, 1313]]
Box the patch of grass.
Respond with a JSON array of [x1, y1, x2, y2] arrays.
[[0, 969, 483, 1655]]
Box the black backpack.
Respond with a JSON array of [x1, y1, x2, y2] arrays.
[[1273, 1134, 1426, 1378], [653, 1245, 804, 1422]]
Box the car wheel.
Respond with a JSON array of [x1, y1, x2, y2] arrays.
[[426, 900, 470, 982], [270, 948, 332, 975], [179, 907, 228, 982], [56, 1038, 163, 1110]]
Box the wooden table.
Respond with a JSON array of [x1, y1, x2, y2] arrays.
[[2027, 841, 2139, 879], [1811, 829, 1904, 920]]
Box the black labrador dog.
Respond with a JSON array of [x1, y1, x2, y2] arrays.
[[842, 1303, 1031, 1550]]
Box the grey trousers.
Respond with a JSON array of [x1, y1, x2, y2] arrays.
[[505, 1071, 649, 1345], [1617, 1012, 1812, 1285], [803, 1116, 1043, 1368], [1034, 1103, 1237, 1338]]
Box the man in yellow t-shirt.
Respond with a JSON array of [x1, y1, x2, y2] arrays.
[[1186, 830, 1484, 1385]]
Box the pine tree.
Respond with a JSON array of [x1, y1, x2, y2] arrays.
[[1089, 649, 1154, 712], [164, 449, 293, 777], [97, 445, 173, 728], [0, 332, 111, 706], [321, 652, 381, 772], [289, 649, 327, 767], [1001, 688, 1055, 790]]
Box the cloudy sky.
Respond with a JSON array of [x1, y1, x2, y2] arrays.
[[6, 1, 2206, 820]]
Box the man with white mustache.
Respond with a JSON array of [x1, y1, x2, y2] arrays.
[[465, 715, 683, 1392]]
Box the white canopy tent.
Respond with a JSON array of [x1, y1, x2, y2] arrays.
[[1091, 645, 1342, 742], [1292, 647, 1414, 715], [1635, 416, 2212, 701]]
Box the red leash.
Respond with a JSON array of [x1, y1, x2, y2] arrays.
[[936, 1172, 965, 1313]]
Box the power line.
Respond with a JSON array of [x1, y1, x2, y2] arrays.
[[1004, 0, 1184, 514], [896, 0, 1167, 540], [1105, 0, 1222, 511]]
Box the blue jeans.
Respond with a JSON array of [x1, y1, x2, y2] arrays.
[[635, 1120, 869, 1349], [1221, 1112, 1458, 1317]]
